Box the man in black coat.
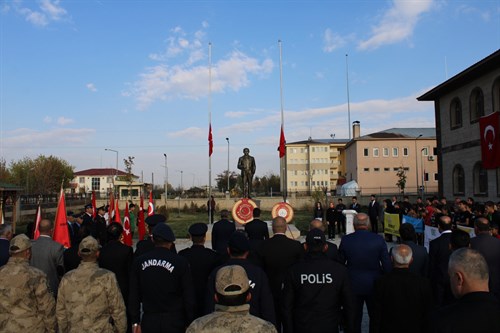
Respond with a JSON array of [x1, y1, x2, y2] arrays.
[[135, 214, 177, 257], [309, 219, 339, 262], [431, 248, 500, 333], [373, 244, 432, 333], [334, 198, 346, 235], [282, 229, 355, 333], [211, 209, 236, 256], [81, 203, 94, 229], [255, 216, 304, 331], [205, 231, 276, 326], [399, 223, 429, 277], [179, 223, 222, 319], [244, 208, 269, 252], [428, 215, 453, 307], [470, 217, 500, 301], [368, 195, 380, 234]]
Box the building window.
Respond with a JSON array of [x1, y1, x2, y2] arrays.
[[392, 148, 398, 157], [403, 167, 409, 171], [422, 147, 429, 156], [393, 167, 399, 171], [363, 148, 369, 157], [373, 148, 379, 157], [470, 88, 484, 123], [434, 173, 438, 181], [473, 162, 488, 196], [374, 168, 380, 172], [383, 147, 389, 157], [363, 168, 370, 172], [79, 177, 85, 184], [107, 177, 113, 183], [91, 178, 100, 191], [384, 167, 390, 172], [403, 147, 409, 156], [450, 98, 462, 129], [424, 173, 429, 182], [453, 165, 465, 195], [493, 77, 500, 112]]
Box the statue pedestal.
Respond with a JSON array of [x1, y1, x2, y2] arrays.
[[342, 209, 358, 235]]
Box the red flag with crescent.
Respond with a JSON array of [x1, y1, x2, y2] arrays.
[[114, 198, 121, 223], [138, 194, 146, 241], [208, 123, 214, 157], [147, 191, 154, 216], [480, 112, 500, 169], [53, 188, 71, 248], [279, 125, 286, 158], [122, 203, 132, 246]]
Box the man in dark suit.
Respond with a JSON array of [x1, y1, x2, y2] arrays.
[[431, 248, 500, 333], [93, 206, 108, 246], [256, 216, 304, 331], [349, 196, 360, 212], [0, 224, 12, 267], [339, 213, 392, 333], [368, 195, 380, 234], [398, 223, 429, 277], [81, 203, 94, 228], [211, 209, 235, 256], [471, 217, 500, 301], [244, 208, 269, 252], [30, 219, 65, 296], [179, 222, 222, 319], [373, 244, 432, 333], [428, 215, 453, 307]]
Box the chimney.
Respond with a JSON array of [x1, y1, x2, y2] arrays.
[[352, 121, 360, 139]]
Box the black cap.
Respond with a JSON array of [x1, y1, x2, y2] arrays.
[[188, 223, 208, 236], [97, 206, 105, 211], [306, 228, 326, 246], [145, 214, 167, 226], [228, 231, 250, 252], [67, 211, 74, 216], [84, 203, 93, 210], [152, 223, 175, 242], [72, 213, 83, 219]]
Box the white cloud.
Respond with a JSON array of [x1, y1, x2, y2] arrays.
[[168, 127, 204, 139], [57, 117, 74, 125], [14, 0, 68, 27], [86, 83, 97, 92], [358, 0, 433, 50], [323, 28, 346, 53], [43, 116, 52, 124], [225, 111, 252, 118], [2, 128, 95, 146]]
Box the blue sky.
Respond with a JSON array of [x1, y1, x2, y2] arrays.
[[1, 0, 499, 189]]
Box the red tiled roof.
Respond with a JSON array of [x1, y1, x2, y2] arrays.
[[74, 168, 129, 176]]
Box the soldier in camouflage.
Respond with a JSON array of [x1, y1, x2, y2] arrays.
[[186, 265, 277, 333], [56, 236, 127, 333], [0, 234, 56, 332]]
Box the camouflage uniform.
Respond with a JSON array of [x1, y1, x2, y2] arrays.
[[0, 257, 56, 332], [186, 304, 277, 333], [56, 261, 127, 333]]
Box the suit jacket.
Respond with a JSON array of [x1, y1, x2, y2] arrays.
[[431, 292, 500, 333], [402, 240, 429, 277], [0, 238, 9, 267], [373, 268, 433, 333], [245, 219, 269, 251], [428, 231, 453, 306], [368, 200, 380, 223], [98, 240, 133, 303], [255, 234, 304, 299], [63, 245, 81, 272], [30, 235, 65, 295], [470, 233, 500, 299], [339, 230, 392, 295], [211, 219, 236, 255]]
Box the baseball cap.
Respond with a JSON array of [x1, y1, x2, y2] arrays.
[[79, 236, 99, 254], [306, 228, 326, 246], [9, 234, 32, 254], [215, 265, 250, 296], [152, 223, 175, 242]]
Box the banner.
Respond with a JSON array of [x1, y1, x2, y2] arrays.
[[457, 225, 476, 238], [384, 212, 400, 237], [402, 215, 424, 233], [423, 226, 440, 252]]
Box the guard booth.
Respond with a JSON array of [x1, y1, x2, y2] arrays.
[[0, 182, 23, 232]]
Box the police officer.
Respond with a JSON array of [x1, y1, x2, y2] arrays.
[[0, 234, 56, 332], [56, 236, 127, 332], [282, 229, 355, 333], [82, 203, 94, 228], [93, 206, 108, 246], [134, 214, 176, 257], [179, 222, 222, 319], [129, 223, 196, 333]]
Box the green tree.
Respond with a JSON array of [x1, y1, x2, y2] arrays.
[[215, 171, 238, 192], [122, 156, 135, 200], [396, 166, 407, 194], [0, 158, 11, 183]]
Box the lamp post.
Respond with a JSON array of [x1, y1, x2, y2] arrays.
[[414, 134, 422, 195], [105, 148, 119, 197], [226, 137, 230, 193], [163, 153, 168, 205]]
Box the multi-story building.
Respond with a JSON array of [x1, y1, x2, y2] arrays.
[[71, 168, 143, 199], [418, 49, 500, 201], [285, 138, 349, 194], [344, 122, 437, 196]]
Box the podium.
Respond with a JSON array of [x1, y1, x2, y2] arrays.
[[342, 210, 358, 235]]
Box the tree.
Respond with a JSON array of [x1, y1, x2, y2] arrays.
[[0, 158, 11, 183], [122, 156, 135, 200], [215, 171, 238, 192], [396, 166, 407, 194]]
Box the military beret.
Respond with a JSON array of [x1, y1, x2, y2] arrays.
[[145, 214, 166, 226], [9, 234, 32, 254], [306, 228, 326, 246], [152, 223, 175, 242], [228, 231, 250, 252], [216, 265, 249, 296], [188, 223, 208, 236], [79, 236, 99, 254]]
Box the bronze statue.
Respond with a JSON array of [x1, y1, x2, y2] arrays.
[[237, 148, 256, 198]]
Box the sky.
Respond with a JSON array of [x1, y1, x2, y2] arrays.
[[1, 0, 499, 189]]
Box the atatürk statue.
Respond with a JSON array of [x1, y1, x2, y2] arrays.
[[237, 148, 256, 198]]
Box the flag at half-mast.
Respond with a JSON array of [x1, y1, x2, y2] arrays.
[[208, 123, 214, 156], [279, 125, 286, 158], [53, 188, 71, 248]]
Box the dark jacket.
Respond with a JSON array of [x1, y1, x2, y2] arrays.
[[99, 240, 133, 303], [0, 238, 9, 267], [211, 219, 236, 255], [282, 252, 355, 333], [373, 268, 433, 333], [428, 231, 453, 306], [470, 233, 500, 300], [401, 240, 429, 277]]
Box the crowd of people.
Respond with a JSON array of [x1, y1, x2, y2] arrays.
[[0, 195, 500, 332]]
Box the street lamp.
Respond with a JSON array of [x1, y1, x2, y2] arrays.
[[414, 134, 422, 195], [163, 154, 168, 204], [105, 148, 119, 197], [226, 137, 230, 193]]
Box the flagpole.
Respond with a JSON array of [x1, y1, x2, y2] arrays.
[[346, 53, 351, 140], [208, 42, 213, 224], [279, 40, 287, 202]]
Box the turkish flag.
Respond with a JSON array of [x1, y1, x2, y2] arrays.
[[122, 203, 132, 246], [33, 204, 42, 240], [279, 125, 286, 158], [108, 192, 115, 221], [52, 188, 71, 248], [147, 191, 154, 216], [91, 190, 97, 218], [208, 123, 214, 157], [114, 198, 121, 223], [480, 112, 500, 169], [137, 194, 146, 240]]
